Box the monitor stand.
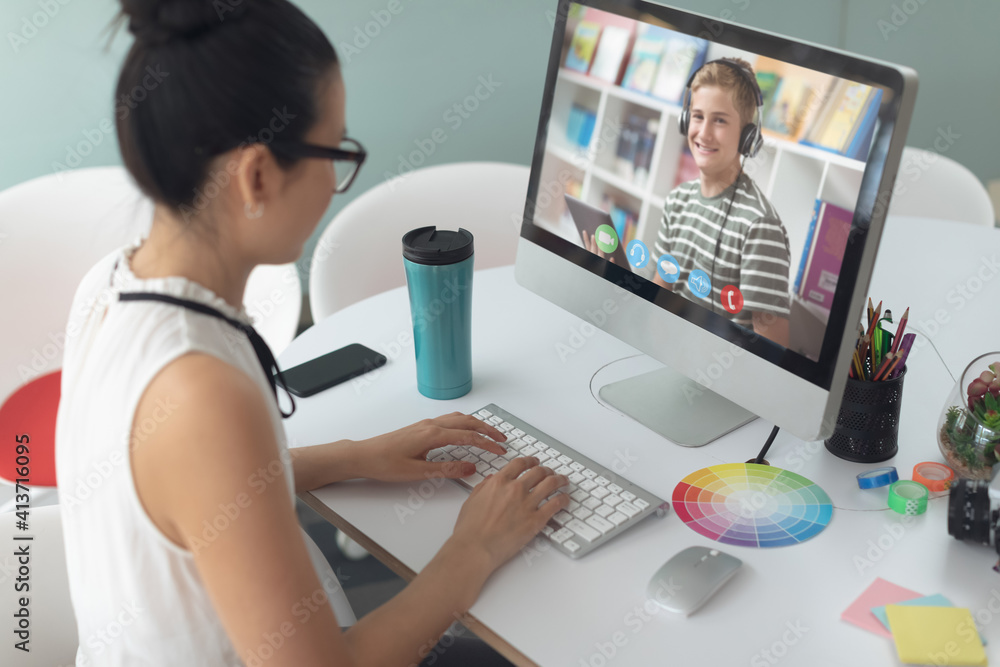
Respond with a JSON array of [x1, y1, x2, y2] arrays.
[[598, 366, 757, 447]]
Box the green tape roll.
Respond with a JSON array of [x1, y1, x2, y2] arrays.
[[888, 480, 929, 516]]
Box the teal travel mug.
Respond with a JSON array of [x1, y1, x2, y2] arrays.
[[402, 226, 474, 399]]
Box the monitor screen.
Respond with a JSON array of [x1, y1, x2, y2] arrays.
[[521, 0, 914, 389]]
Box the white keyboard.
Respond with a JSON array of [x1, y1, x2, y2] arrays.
[[427, 404, 669, 559]]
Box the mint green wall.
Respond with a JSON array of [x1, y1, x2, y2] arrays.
[[2, 0, 996, 290]]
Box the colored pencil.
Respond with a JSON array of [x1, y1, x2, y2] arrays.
[[889, 307, 909, 354], [872, 352, 896, 381], [865, 300, 882, 339], [886, 333, 915, 379], [867, 297, 874, 329]]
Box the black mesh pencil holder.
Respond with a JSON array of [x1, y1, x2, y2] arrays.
[[825, 367, 906, 463]]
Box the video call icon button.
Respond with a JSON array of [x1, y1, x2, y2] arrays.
[[656, 254, 680, 283], [721, 285, 744, 314], [595, 224, 619, 254], [688, 269, 712, 300]]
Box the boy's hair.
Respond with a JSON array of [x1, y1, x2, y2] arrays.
[[691, 58, 758, 128]]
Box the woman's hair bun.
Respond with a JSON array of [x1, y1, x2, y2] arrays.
[[120, 0, 247, 45]]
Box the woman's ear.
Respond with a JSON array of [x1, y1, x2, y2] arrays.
[[233, 144, 270, 213]]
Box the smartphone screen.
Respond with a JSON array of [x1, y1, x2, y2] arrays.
[[279, 343, 387, 397]]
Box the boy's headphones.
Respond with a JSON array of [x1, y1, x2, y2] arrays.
[[678, 58, 764, 159]]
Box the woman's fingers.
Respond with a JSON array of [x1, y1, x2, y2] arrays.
[[498, 456, 538, 481], [528, 473, 570, 502], [515, 464, 555, 491], [434, 412, 507, 445]]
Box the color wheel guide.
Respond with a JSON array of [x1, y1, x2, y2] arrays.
[[672, 463, 833, 547]]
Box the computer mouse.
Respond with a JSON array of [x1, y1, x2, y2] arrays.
[[646, 546, 742, 616]]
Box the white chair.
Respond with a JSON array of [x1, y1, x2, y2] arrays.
[[0, 167, 302, 512], [887, 147, 995, 226], [0, 506, 77, 666], [309, 161, 530, 321]]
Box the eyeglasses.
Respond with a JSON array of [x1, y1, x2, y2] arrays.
[[269, 137, 367, 193]]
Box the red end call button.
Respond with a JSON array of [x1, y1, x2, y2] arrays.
[[721, 285, 744, 314]]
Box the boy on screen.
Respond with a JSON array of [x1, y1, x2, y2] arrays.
[[588, 57, 793, 346], [656, 58, 791, 346]]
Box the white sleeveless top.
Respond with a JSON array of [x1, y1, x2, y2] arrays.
[[55, 238, 355, 666]]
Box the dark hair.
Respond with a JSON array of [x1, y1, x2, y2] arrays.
[[115, 0, 338, 213]]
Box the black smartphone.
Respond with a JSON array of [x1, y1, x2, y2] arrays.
[[279, 343, 387, 397]]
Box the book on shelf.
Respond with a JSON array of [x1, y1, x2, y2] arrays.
[[566, 103, 597, 148], [762, 76, 818, 141], [614, 115, 658, 187], [649, 34, 708, 104], [589, 25, 631, 83], [843, 88, 882, 161], [565, 21, 601, 74], [801, 81, 880, 156], [756, 71, 780, 120], [622, 24, 669, 93], [796, 199, 853, 311], [600, 194, 639, 245]]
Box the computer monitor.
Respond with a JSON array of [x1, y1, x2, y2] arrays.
[[515, 0, 917, 445]]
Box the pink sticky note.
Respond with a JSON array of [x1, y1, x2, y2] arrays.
[[841, 578, 922, 638]]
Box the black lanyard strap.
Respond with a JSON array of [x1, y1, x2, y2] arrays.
[[118, 291, 296, 418]]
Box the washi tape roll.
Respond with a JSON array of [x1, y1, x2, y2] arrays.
[[912, 462, 954, 492], [888, 480, 929, 516], [857, 466, 899, 489]]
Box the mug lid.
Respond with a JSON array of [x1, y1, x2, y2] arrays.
[[402, 226, 474, 265]]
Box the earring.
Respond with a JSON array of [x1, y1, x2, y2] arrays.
[[244, 202, 264, 219]]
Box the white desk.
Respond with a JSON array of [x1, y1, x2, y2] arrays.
[[281, 216, 1000, 666]]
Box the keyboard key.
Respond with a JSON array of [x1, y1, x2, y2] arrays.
[[521, 435, 537, 445], [595, 476, 610, 487], [482, 469, 495, 479], [556, 465, 573, 476], [488, 416, 503, 425], [618, 501, 640, 518], [608, 511, 628, 526], [568, 472, 585, 484], [479, 451, 498, 463], [545, 447, 560, 458], [566, 499, 581, 512], [541, 525, 554, 537], [466, 473, 485, 486], [473, 414, 485, 421], [582, 469, 598, 479], [566, 519, 600, 543], [570, 489, 589, 503], [579, 479, 597, 492], [553, 510, 573, 526], [502, 449, 518, 460], [595, 504, 614, 518], [451, 446, 469, 458], [604, 494, 623, 507], [461, 454, 478, 465], [552, 528, 574, 544], [621, 491, 636, 502], [477, 409, 492, 418], [563, 540, 580, 553], [511, 428, 525, 438], [586, 515, 614, 535], [492, 458, 509, 471], [535, 441, 548, 451], [534, 450, 551, 462], [520, 445, 538, 457], [507, 439, 526, 451], [475, 461, 491, 474], [499, 421, 514, 432], [582, 497, 601, 510], [634, 498, 650, 510], [558, 455, 572, 465], [608, 483, 623, 494], [591, 486, 611, 500], [572, 507, 593, 521], [431, 454, 450, 463], [570, 462, 585, 472]]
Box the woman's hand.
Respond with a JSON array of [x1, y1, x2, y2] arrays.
[[450, 457, 570, 572], [582, 230, 616, 264], [357, 412, 508, 483]]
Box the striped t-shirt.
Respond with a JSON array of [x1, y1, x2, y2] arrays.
[[654, 173, 791, 328]]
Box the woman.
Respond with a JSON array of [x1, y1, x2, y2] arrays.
[[55, 1, 569, 665]]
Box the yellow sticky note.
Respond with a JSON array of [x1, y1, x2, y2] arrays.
[[886, 605, 987, 666]]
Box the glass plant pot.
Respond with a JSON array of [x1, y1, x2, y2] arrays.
[[937, 352, 1000, 480]]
